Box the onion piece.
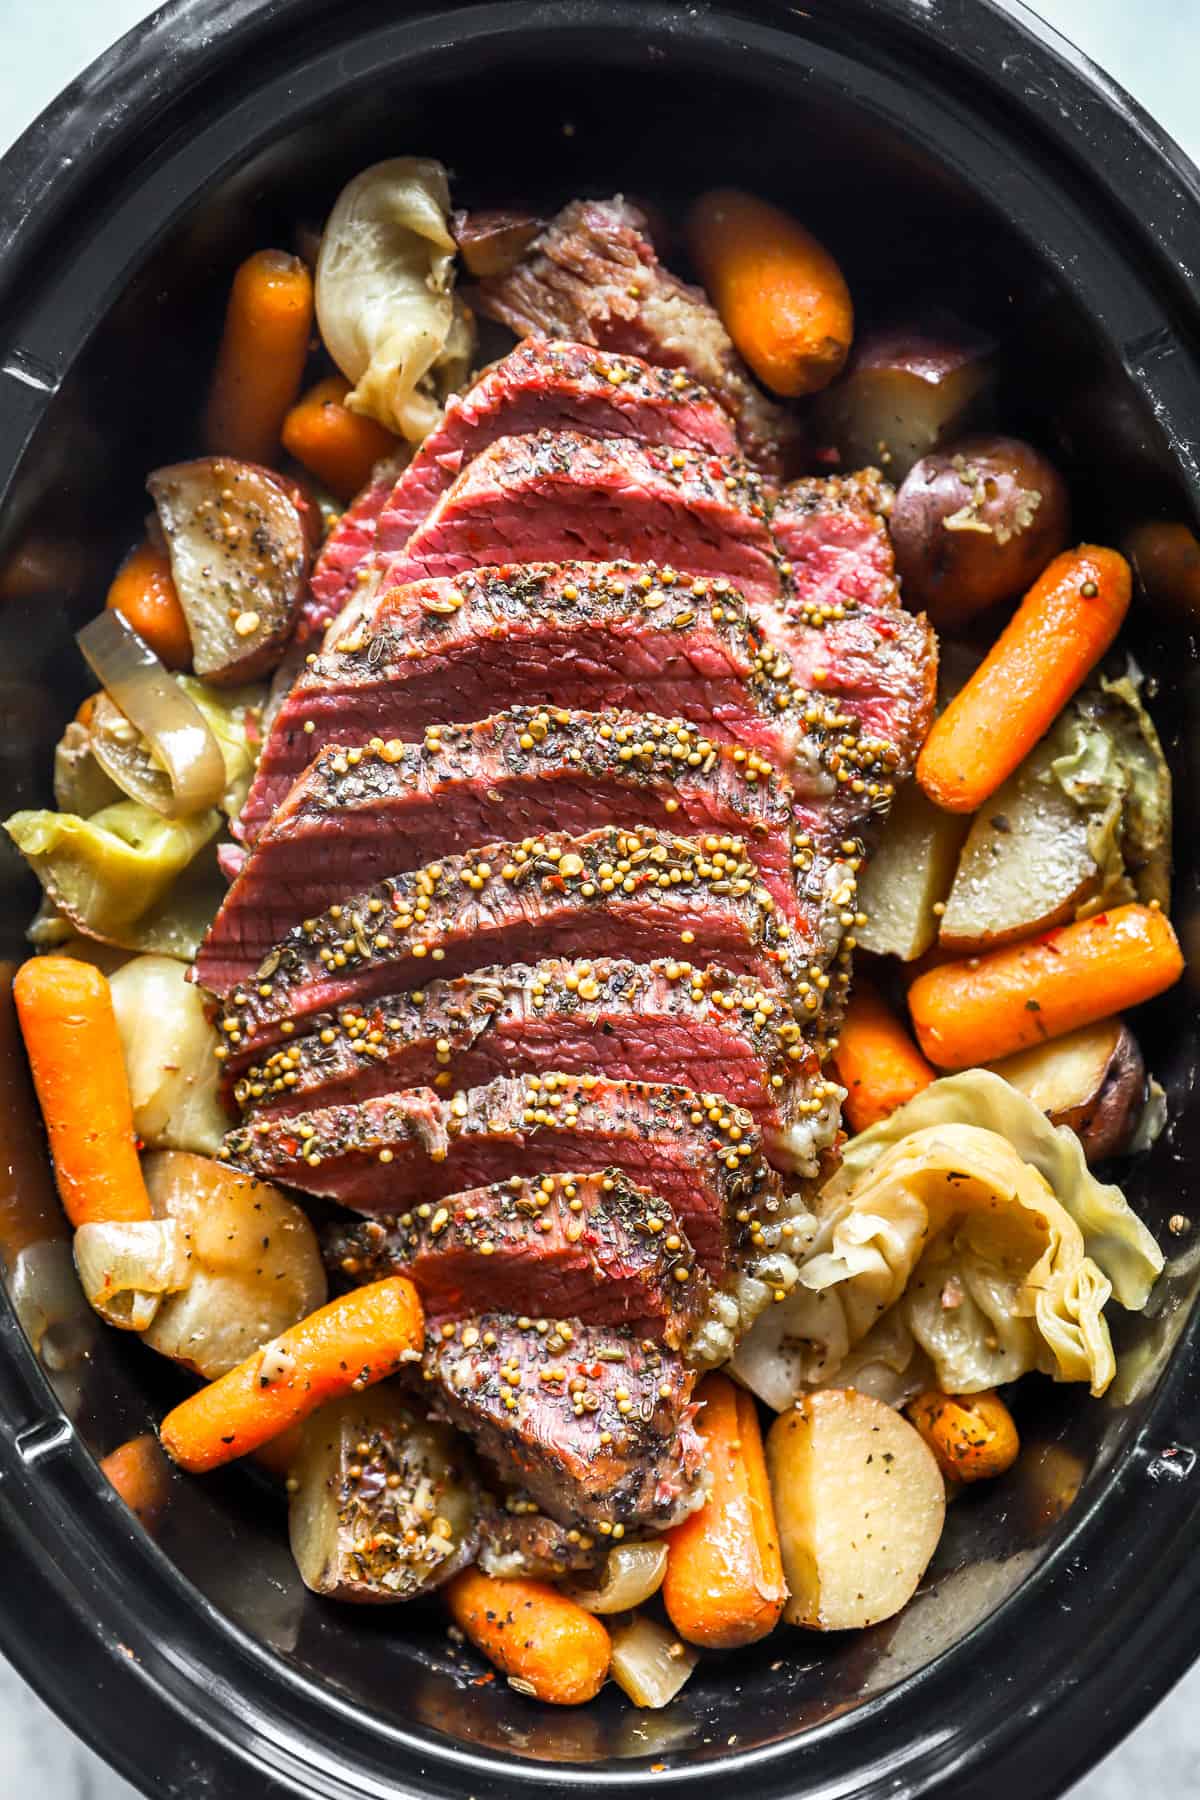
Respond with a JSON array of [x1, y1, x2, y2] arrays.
[[566, 1542, 669, 1614], [73, 1217, 191, 1331], [77, 611, 226, 817], [608, 1612, 699, 1709]]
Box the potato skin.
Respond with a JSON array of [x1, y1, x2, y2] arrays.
[[892, 435, 1070, 625], [1064, 1022, 1147, 1162]]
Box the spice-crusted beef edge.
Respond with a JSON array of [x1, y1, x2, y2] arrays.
[[476, 1498, 603, 1580], [222, 1069, 780, 1278], [206, 825, 809, 1040], [326, 1168, 714, 1351], [234, 957, 841, 1179], [208, 706, 800, 971], [424, 1313, 706, 1531], [377, 339, 740, 553], [386, 431, 784, 610], [470, 195, 798, 478], [236, 561, 866, 841]]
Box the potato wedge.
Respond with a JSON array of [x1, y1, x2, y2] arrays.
[[147, 457, 310, 683], [289, 1384, 477, 1602], [856, 784, 971, 961], [140, 1151, 326, 1377], [810, 323, 993, 482], [938, 734, 1101, 952], [986, 1017, 1147, 1163], [766, 1388, 945, 1631]]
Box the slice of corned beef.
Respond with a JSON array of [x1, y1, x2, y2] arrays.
[[233, 957, 841, 1178], [470, 196, 797, 477], [376, 339, 739, 553], [207, 826, 803, 1045], [425, 1314, 706, 1532], [326, 1168, 712, 1351], [476, 1498, 602, 1580], [773, 469, 938, 775], [302, 455, 409, 643], [207, 706, 798, 970], [237, 562, 810, 841], [222, 1070, 780, 1280], [385, 433, 782, 610]]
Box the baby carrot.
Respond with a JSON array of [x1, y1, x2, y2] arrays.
[[159, 1276, 423, 1473], [204, 249, 314, 464], [444, 1568, 611, 1705], [100, 1432, 173, 1529], [832, 978, 936, 1134], [12, 957, 151, 1229], [908, 902, 1182, 1069], [106, 540, 192, 669], [905, 1390, 1019, 1485], [0, 962, 67, 1257], [662, 1373, 785, 1649], [282, 375, 399, 503], [917, 545, 1131, 813], [686, 187, 853, 397]]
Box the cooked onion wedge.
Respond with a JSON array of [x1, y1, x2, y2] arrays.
[[987, 1018, 1147, 1163], [566, 1541, 669, 1614], [608, 1613, 698, 1708], [147, 458, 310, 683]]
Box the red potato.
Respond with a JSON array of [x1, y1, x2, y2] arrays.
[[147, 458, 311, 684], [891, 436, 1072, 625], [811, 322, 994, 482]]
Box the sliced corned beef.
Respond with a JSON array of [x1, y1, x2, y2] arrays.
[[207, 706, 798, 971], [386, 433, 782, 610], [773, 469, 938, 774], [470, 196, 797, 477], [425, 1314, 706, 1531], [237, 562, 810, 841], [302, 455, 408, 643], [326, 1168, 712, 1351], [207, 826, 802, 1047], [222, 1070, 780, 1280], [376, 339, 738, 553], [476, 1500, 602, 1580], [233, 957, 841, 1178]]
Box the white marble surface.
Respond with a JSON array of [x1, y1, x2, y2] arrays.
[[0, 0, 1197, 1794]]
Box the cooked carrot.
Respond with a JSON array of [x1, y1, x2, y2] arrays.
[[917, 545, 1131, 813], [106, 540, 192, 669], [0, 962, 67, 1257], [906, 1390, 1019, 1484], [831, 978, 936, 1134], [12, 957, 151, 1229], [444, 1569, 611, 1705], [908, 903, 1183, 1069], [282, 375, 399, 503], [204, 250, 314, 463], [662, 1372, 785, 1648], [100, 1432, 173, 1529], [686, 187, 853, 398], [159, 1277, 423, 1473]]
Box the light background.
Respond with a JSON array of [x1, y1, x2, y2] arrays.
[[0, 0, 1196, 1794]]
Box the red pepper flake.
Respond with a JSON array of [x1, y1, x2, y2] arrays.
[[471, 1672, 495, 1687]]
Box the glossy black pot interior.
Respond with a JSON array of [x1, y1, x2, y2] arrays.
[[1, 3, 1200, 1796]]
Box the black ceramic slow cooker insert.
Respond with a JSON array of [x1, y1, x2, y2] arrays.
[[0, 2, 1198, 1796]]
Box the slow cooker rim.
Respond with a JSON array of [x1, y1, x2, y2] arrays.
[[1, 3, 1199, 1797]]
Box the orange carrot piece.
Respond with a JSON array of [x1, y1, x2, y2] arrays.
[[100, 1432, 173, 1529], [444, 1568, 611, 1705], [159, 1277, 423, 1473], [662, 1372, 785, 1648], [0, 962, 67, 1257], [105, 541, 192, 669], [204, 250, 314, 464], [686, 187, 853, 397], [908, 903, 1183, 1069], [282, 375, 399, 503], [831, 978, 936, 1134], [905, 1390, 1019, 1485], [917, 545, 1131, 813], [12, 957, 151, 1229]]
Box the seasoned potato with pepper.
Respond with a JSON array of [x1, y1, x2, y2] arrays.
[[810, 324, 993, 482], [891, 436, 1070, 625], [766, 1388, 945, 1631]]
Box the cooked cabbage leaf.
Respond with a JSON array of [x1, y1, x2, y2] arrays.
[[6, 801, 220, 942], [316, 157, 476, 441]]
